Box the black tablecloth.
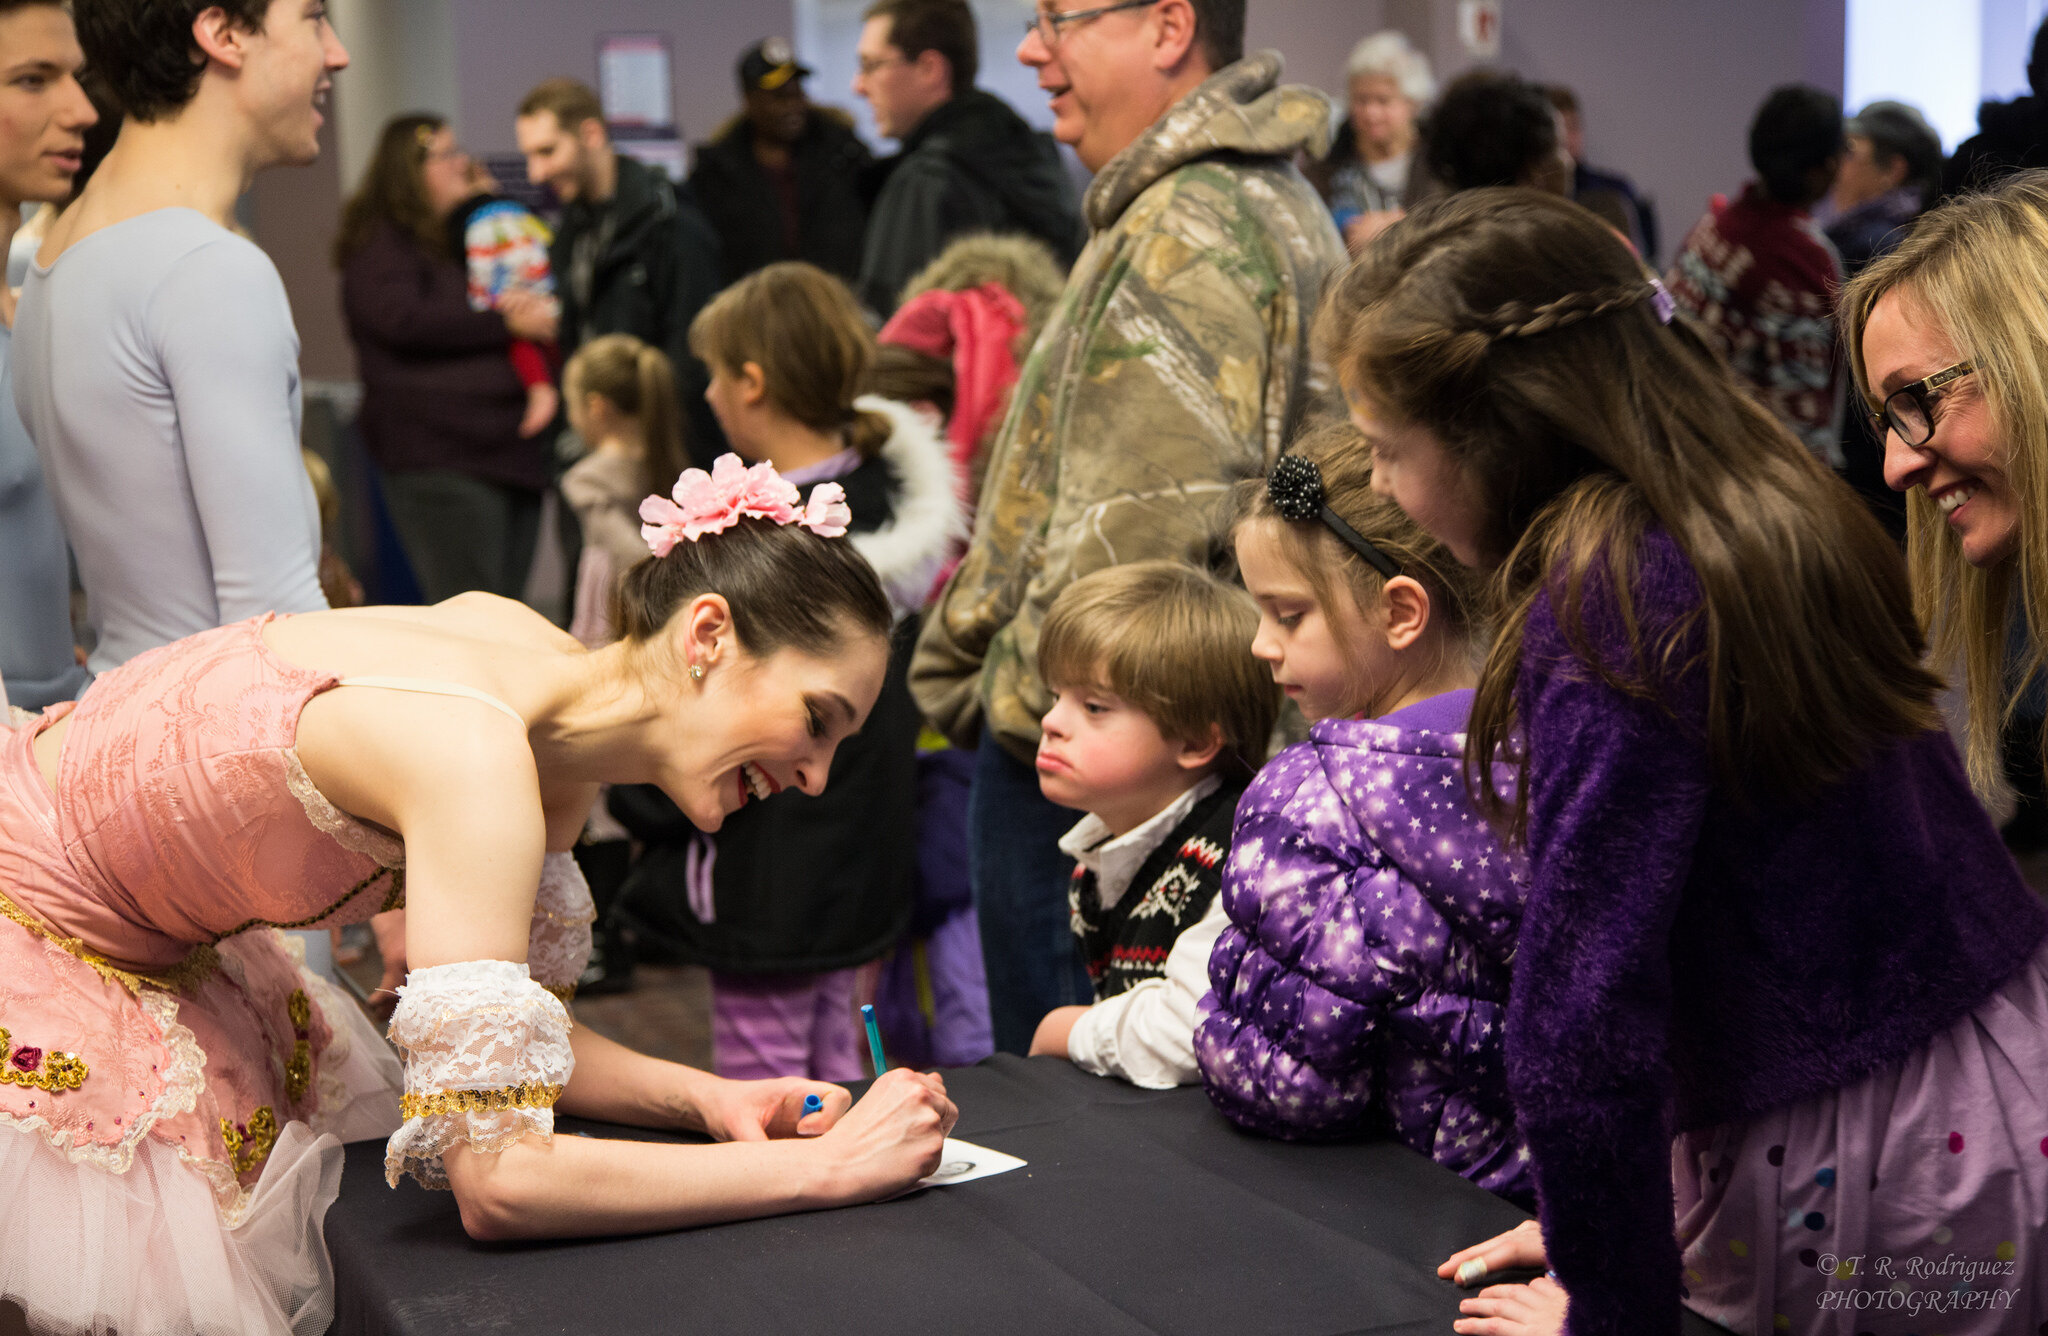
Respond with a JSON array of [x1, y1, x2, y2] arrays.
[[326, 1055, 1729, 1335]]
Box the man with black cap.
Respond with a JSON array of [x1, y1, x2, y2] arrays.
[[689, 39, 873, 286]]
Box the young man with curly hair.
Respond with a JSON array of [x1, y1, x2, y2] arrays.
[[13, 0, 360, 679]]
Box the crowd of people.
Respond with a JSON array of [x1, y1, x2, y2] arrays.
[[2, 0, 2047, 1334]]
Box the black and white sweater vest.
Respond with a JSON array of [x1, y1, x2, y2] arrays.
[[1069, 783, 1242, 1001]]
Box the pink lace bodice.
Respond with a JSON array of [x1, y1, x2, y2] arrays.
[[26, 616, 401, 971]]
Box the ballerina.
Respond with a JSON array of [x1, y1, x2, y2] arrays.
[[0, 455, 958, 1336]]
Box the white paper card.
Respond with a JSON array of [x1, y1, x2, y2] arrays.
[[916, 1138, 1026, 1188]]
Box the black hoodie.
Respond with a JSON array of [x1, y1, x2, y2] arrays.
[[1942, 93, 2048, 199], [855, 87, 1082, 315], [550, 154, 727, 466]]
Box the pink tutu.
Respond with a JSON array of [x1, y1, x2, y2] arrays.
[[0, 942, 400, 1336], [0, 623, 409, 1334], [1674, 937, 2048, 1335]]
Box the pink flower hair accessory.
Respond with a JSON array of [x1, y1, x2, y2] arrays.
[[640, 454, 853, 556]]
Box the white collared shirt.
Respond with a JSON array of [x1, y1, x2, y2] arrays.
[[1058, 775, 1227, 1090]]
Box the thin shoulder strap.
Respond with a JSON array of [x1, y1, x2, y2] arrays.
[[335, 676, 526, 726]]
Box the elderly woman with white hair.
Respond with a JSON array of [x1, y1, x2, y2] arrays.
[[1305, 30, 1437, 253]]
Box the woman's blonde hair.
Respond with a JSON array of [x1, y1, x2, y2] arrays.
[[689, 262, 892, 459], [1841, 170, 2048, 793], [564, 333, 686, 500], [1226, 419, 1485, 675]]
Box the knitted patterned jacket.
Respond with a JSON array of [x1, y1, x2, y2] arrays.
[[1070, 781, 1240, 1000], [1195, 690, 1534, 1207]]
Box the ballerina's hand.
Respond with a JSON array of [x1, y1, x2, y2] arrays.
[[814, 1067, 957, 1202], [1440, 1217, 1548, 1287], [699, 1076, 853, 1142], [1454, 1275, 1567, 1336]]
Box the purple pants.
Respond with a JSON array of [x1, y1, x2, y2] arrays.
[[710, 968, 868, 1082]]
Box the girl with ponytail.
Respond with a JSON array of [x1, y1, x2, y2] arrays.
[[610, 262, 965, 1082], [558, 333, 690, 989], [560, 333, 688, 647]]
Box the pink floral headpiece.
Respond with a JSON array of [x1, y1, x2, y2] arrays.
[[639, 453, 852, 557]]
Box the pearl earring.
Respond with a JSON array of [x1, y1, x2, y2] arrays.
[[689, 664, 705, 681]]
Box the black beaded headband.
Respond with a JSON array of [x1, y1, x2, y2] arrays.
[[1265, 455, 1400, 580]]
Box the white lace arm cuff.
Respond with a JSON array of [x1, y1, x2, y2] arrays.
[[383, 960, 575, 1190], [528, 851, 596, 999]]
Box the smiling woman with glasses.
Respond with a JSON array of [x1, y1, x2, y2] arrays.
[[1866, 359, 1975, 446], [1844, 171, 2048, 797]]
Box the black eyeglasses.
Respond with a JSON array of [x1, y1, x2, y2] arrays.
[[1869, 361, 1975, 447], [1023, 0, 1159, 47]]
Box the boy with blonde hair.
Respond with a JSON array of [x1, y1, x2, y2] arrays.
[[1027, 560, 1279, 1087]]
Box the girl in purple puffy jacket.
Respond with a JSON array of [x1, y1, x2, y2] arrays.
[[1195, 422, 1534, 1207]]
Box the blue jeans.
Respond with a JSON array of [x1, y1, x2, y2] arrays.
[[968, 728, 1092, 1054]]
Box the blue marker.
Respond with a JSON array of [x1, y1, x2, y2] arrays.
[[861, 1003, 888, 1075], [802, 1093, 823, 1117]]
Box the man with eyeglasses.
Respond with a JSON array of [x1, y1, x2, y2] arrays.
[[852, 0, 1081, 316], [912, 0, 1346, 1057]]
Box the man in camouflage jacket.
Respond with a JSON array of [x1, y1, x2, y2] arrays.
[[911, 5, 1346, 1052]]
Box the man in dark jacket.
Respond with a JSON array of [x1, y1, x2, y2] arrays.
[[514, 77, 725, 467], [690, 39, 872, 286], [1944, 17, 2048, 197], [852, 0, 1081, 315]]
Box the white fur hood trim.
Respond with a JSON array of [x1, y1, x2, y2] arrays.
[[849, 395, 967, 607]]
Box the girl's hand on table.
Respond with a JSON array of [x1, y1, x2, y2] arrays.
[[698, 1076, 852, 1141], [812, 1067, 957, 1201], [1453, 1275, 1567, 1336], [1440, 1217, 1547, 1285]]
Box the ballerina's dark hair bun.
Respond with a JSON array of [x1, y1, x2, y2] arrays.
[[611, 517, 891, 656]]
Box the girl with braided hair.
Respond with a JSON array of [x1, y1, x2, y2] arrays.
[[1322, 189, 2048, 1336]]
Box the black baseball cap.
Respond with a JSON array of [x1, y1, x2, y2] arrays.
[[739, 38, 811, 93]]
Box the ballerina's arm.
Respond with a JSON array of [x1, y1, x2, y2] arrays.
[[295, 686, 958, 1240], [444, 1065, 955, 1240]]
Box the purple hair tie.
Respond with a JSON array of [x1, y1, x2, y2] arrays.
[[1649, 277, 1676, 325]]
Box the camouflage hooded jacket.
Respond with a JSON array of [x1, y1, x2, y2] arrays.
[[910, 53, 1347, 761]]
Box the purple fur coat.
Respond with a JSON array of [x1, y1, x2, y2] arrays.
[[1195, 689, 1534, 1207], [1509, 530, 2048, 1336]]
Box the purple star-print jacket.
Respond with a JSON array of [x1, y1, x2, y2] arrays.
[[1194, 689, 1534, 1207]]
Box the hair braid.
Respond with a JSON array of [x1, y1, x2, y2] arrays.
[[1473, 283, 1658, 339]]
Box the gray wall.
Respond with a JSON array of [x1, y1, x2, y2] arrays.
[[259, 0, 1856, 385]]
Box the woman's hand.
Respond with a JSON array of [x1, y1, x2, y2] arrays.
[[1440, 1218, 1548, 1286], [500, 290, 559, 343], [1454, 1275, 1567, 1336], [695, 1075, 852, 1142], [1344, 208, 1403, 253], [812, 1068, 957, 1203]]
